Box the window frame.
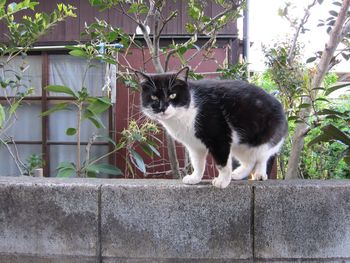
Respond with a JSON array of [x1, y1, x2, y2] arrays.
[[0, 50, 116, 177]]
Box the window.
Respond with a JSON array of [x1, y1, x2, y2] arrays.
[[0, 51, 115, 177]]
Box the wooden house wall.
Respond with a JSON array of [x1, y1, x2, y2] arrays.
[[0, 0, 238, 44]]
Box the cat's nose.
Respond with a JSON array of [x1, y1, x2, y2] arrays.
[[159, 101, 168, 112]]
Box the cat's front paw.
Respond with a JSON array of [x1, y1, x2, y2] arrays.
[[212, 177, 231, 189], [251, 172, 268, 181], [183, 174, 202, 185]]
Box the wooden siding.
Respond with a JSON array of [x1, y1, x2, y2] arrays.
[[0, 0, 238, 44]]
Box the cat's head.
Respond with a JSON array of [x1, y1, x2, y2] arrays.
[[135, 67, 190, 120]]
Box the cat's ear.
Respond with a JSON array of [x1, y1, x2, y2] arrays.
[[175, 67, 189, 82], [134, 71, 150, 84]]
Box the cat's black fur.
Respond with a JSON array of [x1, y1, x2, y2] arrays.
[[138, 70, 288, 170], [136, 67, 287, 186]]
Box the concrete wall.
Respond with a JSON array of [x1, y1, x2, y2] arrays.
[[0, 177, 350, 263]]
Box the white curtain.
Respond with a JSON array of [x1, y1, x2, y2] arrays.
[[48, 55, 110, 177], [49, 55, 106, 96], [0, 56, 42, 176], [0, 55, 42, 97]]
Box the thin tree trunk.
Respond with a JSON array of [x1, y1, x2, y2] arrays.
[[76, 103, 82, 177], [286, 0, 350, 179], [150, 8, 181, 178]]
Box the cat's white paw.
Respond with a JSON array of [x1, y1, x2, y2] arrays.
[[231, 171, 248, 180], [251, 173, 268, 181], [212, 177, 231, 189], [183, 174, 202, 185]]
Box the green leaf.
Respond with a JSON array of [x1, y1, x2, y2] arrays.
[[56, 162, 76, 177], [140, 142, 160, 158], [130, 149, 146, 173], [185, 23, 196, 33], [299, 103, 311, 108], [89, 0, 102, 6], [325, 83, 350, 96], [86, 97, 112, 115], [306, 57, 317, 63], [93, 135, 117, 147], [89, 116, 104, 129], [41, 102, 70, 116], [146, 143, 160, 157], [107, 31, 118, 42], [308, 124, 350, 147], [69, 49, 87, 57], [140, 144, 153, 158], [317, 108, 345, 116], [0, 104, 5, 128], [315, 97, 330, 103], [312, 87, 325, 91], [86, 163, 122, 176], [329, 10, 338, 17], [45, 85, 77, 97], [83, 111, 105, 129], [66, 127, 77, 136], [288, 116, 299, 121]]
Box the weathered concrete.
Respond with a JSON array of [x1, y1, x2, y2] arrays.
[[101, 180, 252, 261], [0, 177, 100, 262], [254, 180, 350, 260], [0, 177, 350, 263]]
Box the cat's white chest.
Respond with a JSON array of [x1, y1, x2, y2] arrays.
[[159, 106, 202, 148]]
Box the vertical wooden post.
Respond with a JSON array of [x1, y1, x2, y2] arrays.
[[41, 52, 49, 177]]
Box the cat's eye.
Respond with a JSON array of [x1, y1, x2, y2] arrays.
[[169, 93, 177, 99], [151, 95, 159, 101]]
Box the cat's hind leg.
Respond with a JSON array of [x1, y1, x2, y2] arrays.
[[231, 161, 255, 180], [230, 146, 255, 180], [182, 147, 208, 185], [251, 156, 269, 181], [251, 140, 284, 181]]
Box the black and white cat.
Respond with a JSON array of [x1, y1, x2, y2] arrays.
[[135, 67, 287, 188]]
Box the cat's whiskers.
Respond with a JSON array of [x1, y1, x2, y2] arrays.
[[148, 76, 157, 91]]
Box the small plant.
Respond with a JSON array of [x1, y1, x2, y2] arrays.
[[23, 154, 44, 176], [42, 83, 121, 177], [217, 61, 249, 81], [121, 120, 160, 177]]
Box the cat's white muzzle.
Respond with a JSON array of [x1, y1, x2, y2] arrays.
[[142, 105, 176, 120], [154, 105, 176, 120]]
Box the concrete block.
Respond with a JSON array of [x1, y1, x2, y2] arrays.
[[0, 254, 98, 263], [254, 180, 350, 259], [101, 180, 252, 261], [0, 177, 100, 259]]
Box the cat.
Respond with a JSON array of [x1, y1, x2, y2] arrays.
[[135, 67, 287, 188]]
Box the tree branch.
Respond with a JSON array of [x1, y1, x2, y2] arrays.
[[287, 0, 317, 64], [286, 0, 350, 179], [341, 18, 350, 39], [158, 10, 178, 37], [198, 4, 239, 34]]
